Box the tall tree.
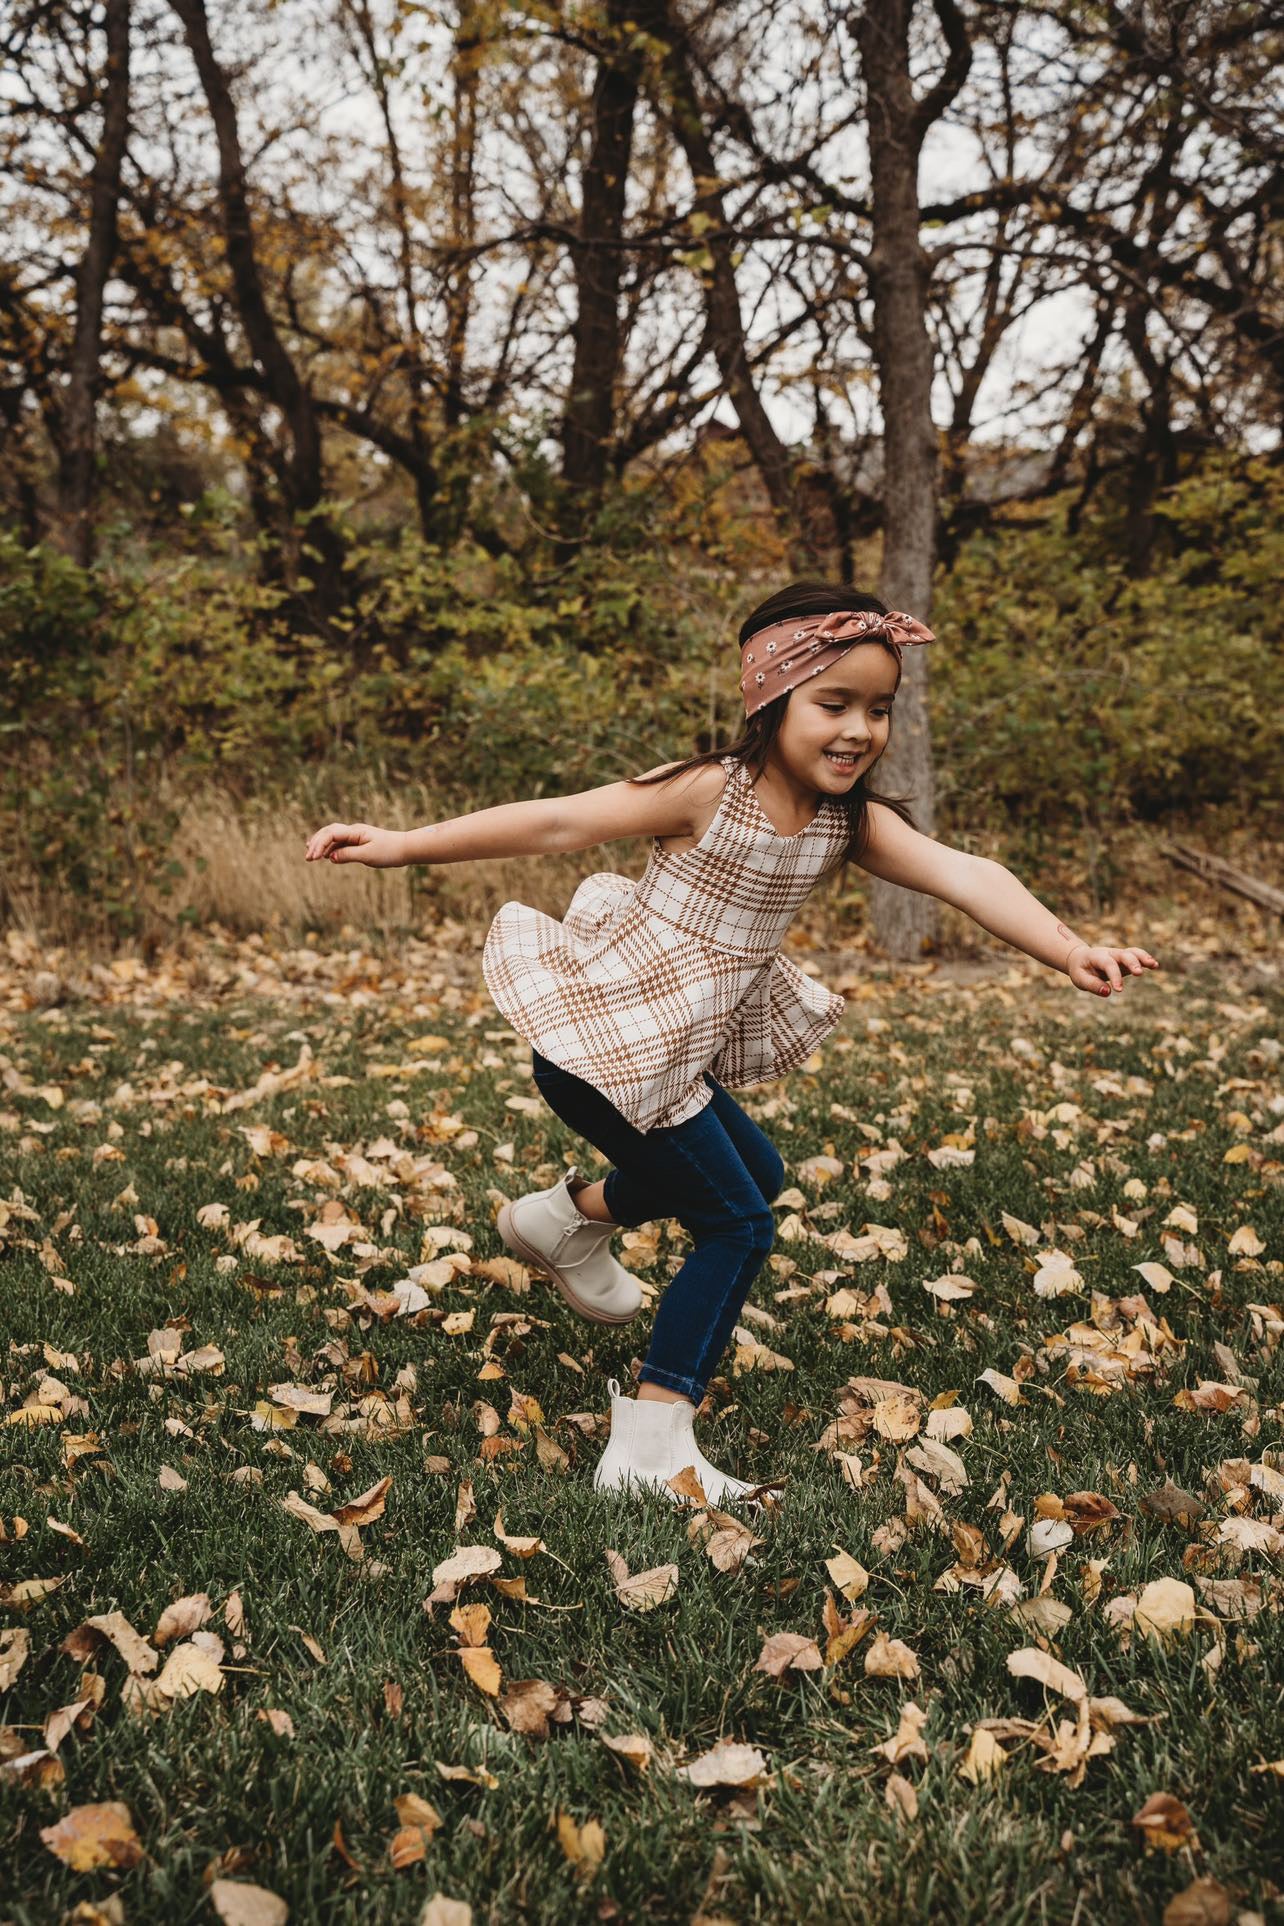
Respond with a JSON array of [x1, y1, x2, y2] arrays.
[[339, 0, 442, 541], [635, 0, 837, 568], [168, 0, 345, 608], [57, 0, 130, 566], [853, 0, 969, 960], [555, 0, 644, 559]]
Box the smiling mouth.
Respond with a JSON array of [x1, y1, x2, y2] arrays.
[[823, 749, 860, 768]]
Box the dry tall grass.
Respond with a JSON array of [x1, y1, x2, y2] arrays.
[[4, 775, 649, 960], [6, 769, 1278, 972]]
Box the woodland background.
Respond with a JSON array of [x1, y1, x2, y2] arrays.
[[1, 0, 1281, 956], [3, 10, 1283, 1924]]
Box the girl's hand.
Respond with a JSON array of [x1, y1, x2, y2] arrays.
[[1066, 943, 1160, 997], [304, 822, 406, 869]]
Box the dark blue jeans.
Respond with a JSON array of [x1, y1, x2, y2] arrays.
[[529, 1050, 785, 1402]]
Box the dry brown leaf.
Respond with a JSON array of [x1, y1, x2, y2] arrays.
[[429, 1546, 503, 1596], [958, 1726, 1006, 1783], [1061, 1491, 1122, 1534], [604, 1548, 678, 1612], [823, 1602, 876, 1666], [124, 1640, 225, 1715], [677, 1740, 768, 1788], [1010, 1596, 1074, 1636], [43, 1697, 93, 1753], [154, 1592, 212, 1646], [667, 1463, 710, 1506], [1140, 1479, 1206, 1530], [500, 1679, 560, 1736], [872, 1394, 921, 1441], [872, 1700, 929, 1766], [458, 1647, 502, 1696], [553, 1810, 605, 1875], [1134, 1577, 1198, 1642], [3, 1574, 67, 1608], [600, 1731, 654, 1773], [418, 1897, 473, 1926], [269, 1383, 333, 1417], [921, 1274, 977, 1302], [533, 1426, 570, 1474], [0, 1627, 31, 1689], [753, 1632, 824, 1677], [472, 1255, 530, 1295], [825, 1549, 870, 1601], [1161, 1879, 1232, 1926], [885, 1771, 919, 1821], [493, 1511, 546, 1557], [209, 1880, 290, 1926], [0, 1747, 65, 1790], [864, 1632, 920, 1680], [388, 1792, 442, 1869], [1006, 1646, 1088, 1703], [906, 1436, 969, 1495], [281, 1492, 342, 1536], [436, 1761, 498, 1788], [39, 1801, 143, 1871], [449, 1602, 492, 1647], [62, 1612, 158, 1675], [291, 1626, 327, 1664], [977, 1368, 1024, 1405], [1131, 1791, 1199, 1854], [1217, 1515, 1284, 1554], [687, 1507, 763, 1573], [389, 1825, 432, 1871], [332, 1475, 392, 1527]]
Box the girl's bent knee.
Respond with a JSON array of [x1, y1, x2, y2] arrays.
[[694, 1204, 773, 1259], [744, 1204, 775, 1265]]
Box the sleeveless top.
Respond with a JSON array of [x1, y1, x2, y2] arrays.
[[481, 756, 849, 1133]]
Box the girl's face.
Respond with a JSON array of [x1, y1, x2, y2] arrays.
[[770, 642, 900, 793]]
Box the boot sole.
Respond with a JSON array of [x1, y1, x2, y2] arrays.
[[497, 1202, 641, 1326]]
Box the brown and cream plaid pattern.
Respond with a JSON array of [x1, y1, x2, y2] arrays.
[[482, 757, 849, 1133]]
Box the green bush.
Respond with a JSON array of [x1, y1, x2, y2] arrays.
[[933, 454, 1283, 845], [3, 453, 1280, 937]]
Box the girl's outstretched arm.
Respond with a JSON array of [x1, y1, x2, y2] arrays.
[[304, 760, 725, 869], [856, 802, 1159, 997]]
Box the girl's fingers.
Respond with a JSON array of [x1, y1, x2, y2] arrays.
[[304, 823, 354, 862]]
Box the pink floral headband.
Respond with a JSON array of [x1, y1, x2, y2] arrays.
[[738, 607, 936, 717]]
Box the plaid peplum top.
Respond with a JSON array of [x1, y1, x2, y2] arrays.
[[482, 756, 849, 1132]]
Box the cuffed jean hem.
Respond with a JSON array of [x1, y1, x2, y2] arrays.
[[601, 1166, 643, 1229], [637, 1362, 705, 1402]]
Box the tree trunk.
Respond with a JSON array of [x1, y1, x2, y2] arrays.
[[555, 0, 643, 563], [169, 0, 345, 610], [436, 0, 482, 543], [58, 0, 130, 568], [855, 0, 968, 959], [444, 2, 480, 434], [637, 0, 832, 568], [341, 0, 442, 542]]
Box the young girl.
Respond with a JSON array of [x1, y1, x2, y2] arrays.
[[304, 581, 1159, 1509]]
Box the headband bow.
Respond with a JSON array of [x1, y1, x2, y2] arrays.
[[739, 607, 935, 717]]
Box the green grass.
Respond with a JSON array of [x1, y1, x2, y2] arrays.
[[2, 956, 1282, 1923]]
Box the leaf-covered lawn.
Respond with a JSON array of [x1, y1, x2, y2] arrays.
[[2, 940, 1281, 1925]]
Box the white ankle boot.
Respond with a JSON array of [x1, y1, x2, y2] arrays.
[[592, 1377, 759, 1508], [497, 1168, 643, 1324]]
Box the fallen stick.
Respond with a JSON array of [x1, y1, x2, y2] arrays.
[[1160, 841, 1284, 916]]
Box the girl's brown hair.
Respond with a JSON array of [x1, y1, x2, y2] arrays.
[[630, 579, 919, 868]]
